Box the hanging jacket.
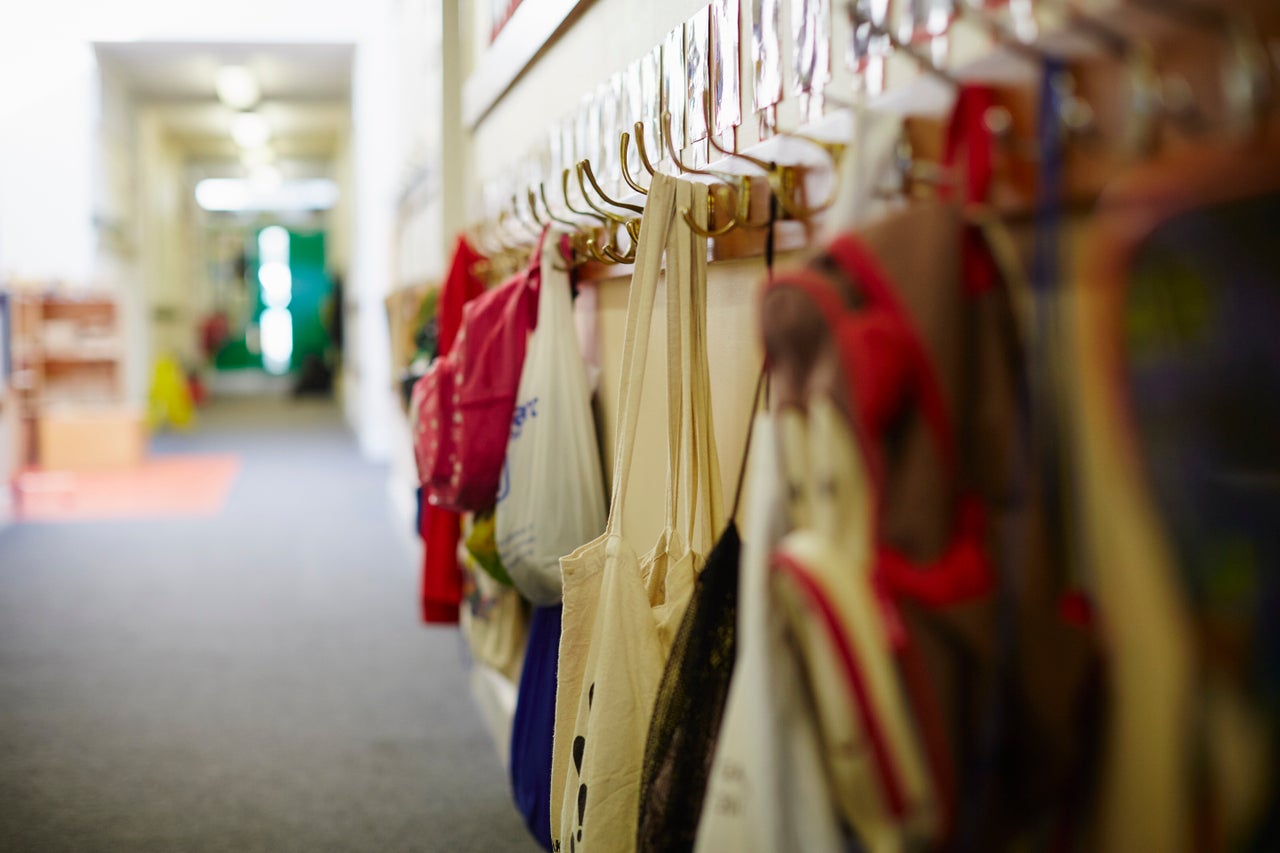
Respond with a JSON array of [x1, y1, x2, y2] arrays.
[[418, 236, 487, 624]]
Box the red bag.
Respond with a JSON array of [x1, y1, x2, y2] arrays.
[[418, 231, 545, 513], [413, 236, 487, 624]]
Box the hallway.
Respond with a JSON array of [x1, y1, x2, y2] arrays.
[[0, 398, 535, 852]]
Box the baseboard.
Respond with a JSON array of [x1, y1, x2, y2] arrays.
[[470, 663, 519, 769]]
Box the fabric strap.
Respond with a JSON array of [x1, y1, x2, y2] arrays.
[[941, 85, 999, 295], [606, 174, 722, 547]]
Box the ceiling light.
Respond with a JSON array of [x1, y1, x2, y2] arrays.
[[231, 112, 270, 149], [216, 65, 260, 110], [194, 178, 340, 212], [240, 147, 276, 168]]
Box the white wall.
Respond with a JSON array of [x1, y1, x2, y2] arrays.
[[0, 39, 98, 285], [345, 1, 401, 461], [0, 0, 403, 459], [136, 109, 195, 369], [95, 64, 150, 405]]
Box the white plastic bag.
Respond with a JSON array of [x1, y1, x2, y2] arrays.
[[495, 232, 607, 605]]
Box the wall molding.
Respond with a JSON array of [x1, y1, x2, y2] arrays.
[[462, 0, 597, 129]]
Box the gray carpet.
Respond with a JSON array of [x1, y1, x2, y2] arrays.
[[0, 397, 537, 853]]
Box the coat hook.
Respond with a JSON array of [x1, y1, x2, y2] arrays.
[[579, 159, 645, 214], [560, 168, 630, 264], [620, 131, 649, 195], [633, 120, 659, 177]]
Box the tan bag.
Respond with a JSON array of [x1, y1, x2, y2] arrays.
[[551, 173, 724, 853]]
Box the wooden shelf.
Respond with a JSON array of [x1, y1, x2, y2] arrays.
[[42, 352, 122, 364], [7, 291, 131, 469]]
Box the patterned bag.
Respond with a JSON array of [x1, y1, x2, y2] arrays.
[[417, 232, 544, 513]]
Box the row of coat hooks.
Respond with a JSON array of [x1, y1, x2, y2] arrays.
[[465, 0, 1279, 284], [468, 94, 841, 282]]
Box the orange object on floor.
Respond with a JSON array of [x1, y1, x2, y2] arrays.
[[14, 454, 241, 523]]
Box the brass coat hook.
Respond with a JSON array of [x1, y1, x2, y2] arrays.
[[675, 92, 762, 236], [620, 130, 649, 195], [560, 168, 631, 264], [510, 192, 543, 239], [578, 159, 645, 215], [560, 167, 612, 228], [576, 161, 640, 263], [696, 90, 836, 224], [633, 120, 659, 177], [537, 182, 584, 231], [681, 177, 755, 238], [525, 188, 547, 228], [662, 110, 718, 177], [530, 185, 591, 268]]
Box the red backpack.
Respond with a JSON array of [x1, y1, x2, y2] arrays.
[[414, 231, 544, 513]]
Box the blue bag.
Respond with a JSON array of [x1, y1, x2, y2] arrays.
[[509, 603, 561, 851]]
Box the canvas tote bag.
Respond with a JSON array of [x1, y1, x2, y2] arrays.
[[551, 173, 723, 853], [694, 410, 847, 853]]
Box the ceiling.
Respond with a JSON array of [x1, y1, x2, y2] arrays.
[[94, 41, 354, 162], [94, 41, 354, 102], [161, 101, 349, 160]]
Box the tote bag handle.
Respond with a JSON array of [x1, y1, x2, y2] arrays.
[[604, 173, 681, 538]]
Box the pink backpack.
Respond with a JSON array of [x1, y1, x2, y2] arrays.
[[414, 232, 544, 513]]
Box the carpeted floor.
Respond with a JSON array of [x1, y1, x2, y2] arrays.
[[0, 396, 537, 853]]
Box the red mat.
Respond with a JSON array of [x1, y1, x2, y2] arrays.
[[14, 455, 242, 522]]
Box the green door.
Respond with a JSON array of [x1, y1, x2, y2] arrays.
[[213, 225, 331, 375]]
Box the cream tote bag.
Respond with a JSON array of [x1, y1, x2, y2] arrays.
[[694, 410, 847, 853], [550, 173, 724, 853]]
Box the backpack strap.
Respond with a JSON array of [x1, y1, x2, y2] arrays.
[[825, 233, 996, 607]]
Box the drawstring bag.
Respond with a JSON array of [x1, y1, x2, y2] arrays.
[[509, 604, 562, 852], [1072, 137, 1280, 853], [694, 409, 846, 853], [418, 230, 545, 513], [551, 173, 723, 853], [496, 232, 607, 605], [636, 369, 765, 853]]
